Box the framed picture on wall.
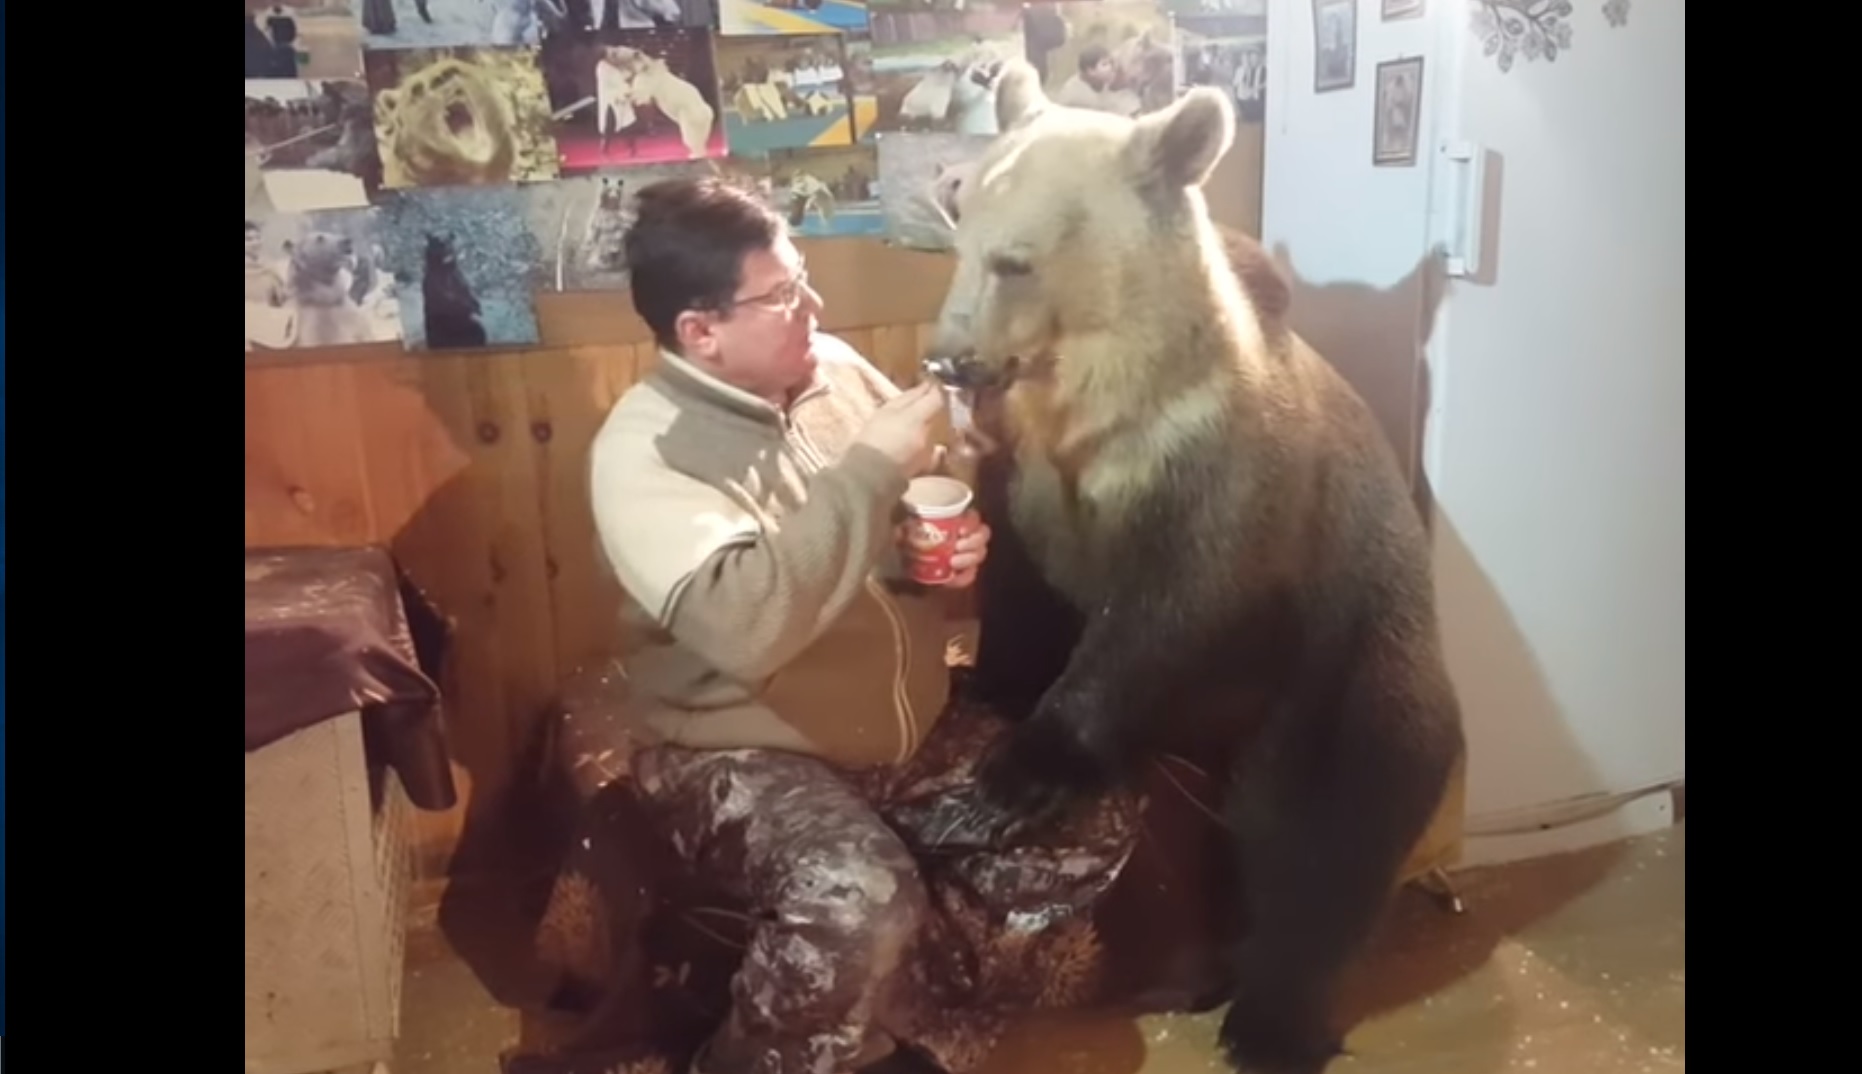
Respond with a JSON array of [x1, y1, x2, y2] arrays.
[[1312, 0, 1357, 93], [1382, 0, 1425, 19], [1372, 56, 1424, 166]]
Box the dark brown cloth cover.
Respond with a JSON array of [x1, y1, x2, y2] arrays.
[[245, 545, 459, 812], [502, 656, 1238, 1074]]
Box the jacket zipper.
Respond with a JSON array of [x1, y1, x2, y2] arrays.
[[787, 421, 917, 763], [866, 577, 917, 764]]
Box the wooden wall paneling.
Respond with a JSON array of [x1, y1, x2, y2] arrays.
[[520, 345, 639, 686], [377, 355, 512, 791], [344, 359, 472, 538], [246, 363, 377, 547], [866, 324, 922, 386], [535, 292, 647, 349], [833, 328, 876, 372], [448, 352, 562, 776], [345, 358, 479, 864], [802, 240, 954, 330]]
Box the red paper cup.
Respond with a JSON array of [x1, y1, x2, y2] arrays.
[[901, 475, 974, 585]]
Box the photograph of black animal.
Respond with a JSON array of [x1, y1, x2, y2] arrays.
[[421, 232, 489, 348]]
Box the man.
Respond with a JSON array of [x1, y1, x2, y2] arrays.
[[594, 46, 641, 159], [1052, 43, 1139, 116], [245, 220, 295, 350], [264, 5, 299, 77], [1021, 3, 1067, 84], [589, 177, 996, 1074], [586, 178, 1148, 1074]]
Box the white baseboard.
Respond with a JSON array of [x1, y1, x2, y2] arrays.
[[1451, 785, 1678, 870]]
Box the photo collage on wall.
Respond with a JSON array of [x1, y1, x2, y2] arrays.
[[245, 0, 1264, 355]]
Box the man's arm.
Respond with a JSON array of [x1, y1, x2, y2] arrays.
[[593, 420, 906, 686], [811, 334, 924, 586]]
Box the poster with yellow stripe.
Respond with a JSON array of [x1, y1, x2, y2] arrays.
[[722, 0, 871, 37]]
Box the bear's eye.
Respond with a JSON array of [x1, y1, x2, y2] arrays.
[[989, 255, 1034, 278]]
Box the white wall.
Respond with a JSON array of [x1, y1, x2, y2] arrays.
[[1259, 0, 1450, 485], [1261, 0, 1442, 290], [1260, 0, 1685, 863]]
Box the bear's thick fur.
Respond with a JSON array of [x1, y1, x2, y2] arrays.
[[927, 61, 1467, 1074]]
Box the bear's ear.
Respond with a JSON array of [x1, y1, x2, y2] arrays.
[[1127, 85, 1233, 191], [993, 58, 1049, 132]]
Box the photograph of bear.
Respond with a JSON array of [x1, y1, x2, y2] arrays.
[[245, 208, 402, 352], [876, 130, 992, 251], [375, 186, 544, 351], [521, 162, 712, 290], [245, 78, 383, 212], [365, 46, 563, 189], [925, 60, 1466, 1074]]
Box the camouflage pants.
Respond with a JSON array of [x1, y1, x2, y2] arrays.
[[633, 704, 1144, 1074]]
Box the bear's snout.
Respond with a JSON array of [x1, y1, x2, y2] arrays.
[[922, 351, 1016, 392]]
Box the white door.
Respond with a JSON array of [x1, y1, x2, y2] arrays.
[[1262, 0, 1685, 863], [1427, 0, 1685, 861]]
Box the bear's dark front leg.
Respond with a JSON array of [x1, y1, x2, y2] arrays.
[[963, 453, 1082, 723], [974, 575, 1203, 825], [1216, 638, 1462, 1074]]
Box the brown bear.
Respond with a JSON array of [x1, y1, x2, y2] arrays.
[[287, 231, 376, 348], [373, 56, 518, 188], [923, 60, 1467, 1074]]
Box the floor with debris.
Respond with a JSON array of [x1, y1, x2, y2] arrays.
[[394, 824, 1684, 1074]]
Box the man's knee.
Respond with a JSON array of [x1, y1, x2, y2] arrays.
[[729, 831, 928, 1042], [779, 831, 929, 982]]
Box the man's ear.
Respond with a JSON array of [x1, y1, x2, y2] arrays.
[[673, 309, 715, 358]]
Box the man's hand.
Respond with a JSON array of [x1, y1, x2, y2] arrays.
[[890, 509, 991, 587], [854, 381, 947, 477], [946, 511, 991, 588]]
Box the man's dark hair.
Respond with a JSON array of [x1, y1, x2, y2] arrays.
[[625, 176, 786, 352], [1078, 44, 1110, 74]]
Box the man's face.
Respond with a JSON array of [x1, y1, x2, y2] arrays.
[[687, 234, 823, 402], [1087, 55, 1115, 88]]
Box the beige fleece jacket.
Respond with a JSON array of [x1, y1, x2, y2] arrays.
[[588, 333, 952, 769]]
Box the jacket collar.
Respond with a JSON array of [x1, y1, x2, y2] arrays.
[[653, 347, 833, 427]]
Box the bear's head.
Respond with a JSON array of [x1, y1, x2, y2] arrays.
[[288, 231, 359, 305], [424, 232, 460, 273], [378, 57, 516, 185], [924, 59, 1237, 392], [596, 175, 627, 211], [291, 231, 355, 281]]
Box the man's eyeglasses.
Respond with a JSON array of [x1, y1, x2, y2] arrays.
[[729, 269, 812, 314]]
